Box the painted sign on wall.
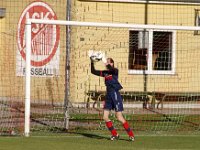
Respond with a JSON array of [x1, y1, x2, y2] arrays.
[[17, 1, 60, 76]]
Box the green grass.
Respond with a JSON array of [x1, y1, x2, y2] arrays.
[[1, 113, 199, 150], [67, 113, 200, 132], [27, 113, 200, 134], [1, 133, 200, 150]]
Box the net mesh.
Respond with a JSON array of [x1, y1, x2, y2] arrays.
[[1, 0, 200, 136]]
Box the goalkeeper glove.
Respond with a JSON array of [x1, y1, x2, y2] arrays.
[[101, 52, 107, 64], [88, 50, 94, 58]]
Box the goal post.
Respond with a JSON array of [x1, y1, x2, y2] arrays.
[[23, 19, 200, 136], [25, 19, 31, 137]]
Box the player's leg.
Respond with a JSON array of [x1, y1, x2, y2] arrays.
[[115, 111, 135, 141], [103, 93, 119, 141], [113, 91, 135, 141], [103, 109, 110, 122], [103, 110, 119, 140]]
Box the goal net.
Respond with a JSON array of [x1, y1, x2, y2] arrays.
[[1, 19, 200, 136]]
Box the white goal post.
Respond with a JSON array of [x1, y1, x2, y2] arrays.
[[25, 19, 200, 137]]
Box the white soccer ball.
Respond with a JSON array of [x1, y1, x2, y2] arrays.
[[88, 50, 103, 62]]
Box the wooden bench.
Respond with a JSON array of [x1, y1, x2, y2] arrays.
[[86, 91, 200, 109], [86, 90, 160, 109], [157, 92, 200, 109]]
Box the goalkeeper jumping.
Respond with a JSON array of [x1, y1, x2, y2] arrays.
[[89, 51, 135, 141]]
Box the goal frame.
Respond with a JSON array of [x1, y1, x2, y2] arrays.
[[25, 18, 200, 137]]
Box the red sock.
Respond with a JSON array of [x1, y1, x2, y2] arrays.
[[106, 121, 118, 136], [123, 121, 134, 137]]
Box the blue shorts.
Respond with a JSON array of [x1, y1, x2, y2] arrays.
[[104, 90, 124, 112]]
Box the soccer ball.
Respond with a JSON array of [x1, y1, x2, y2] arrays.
[[91, 52, 103, 62], [88, 50, 104, 62]]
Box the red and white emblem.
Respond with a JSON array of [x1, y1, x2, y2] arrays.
[[17, 1, 60, 67]]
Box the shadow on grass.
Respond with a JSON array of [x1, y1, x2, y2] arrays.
[[73, 132, 130, 141], [77, 132, 108, 139]]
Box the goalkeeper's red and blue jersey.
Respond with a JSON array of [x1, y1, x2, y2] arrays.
[[91, 61, 124, 111], [91, 62, 123, 91]]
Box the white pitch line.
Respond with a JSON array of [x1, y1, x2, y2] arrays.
[[27, 134, 200, 138]]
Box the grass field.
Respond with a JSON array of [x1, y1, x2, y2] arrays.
[[1, 108, 200, 150], [1, 132, 200, 150]]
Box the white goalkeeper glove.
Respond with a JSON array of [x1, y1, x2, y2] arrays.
[[101, 52, 107, 64], [95, 51, 103, 60], [88, 50, 94, 58]]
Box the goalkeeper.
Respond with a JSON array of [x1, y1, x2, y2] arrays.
[[89, 52, 135, 141]]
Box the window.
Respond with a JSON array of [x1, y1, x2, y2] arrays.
[[128, 29, 175, 74], [195, 9, 200, 35]]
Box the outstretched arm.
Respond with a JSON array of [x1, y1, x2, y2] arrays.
[[91, 61, 102, 76]]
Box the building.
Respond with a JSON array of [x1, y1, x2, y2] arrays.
[[0, 0, 200, 104]]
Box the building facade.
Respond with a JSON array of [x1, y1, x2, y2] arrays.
[[0, 0, 200, 103]]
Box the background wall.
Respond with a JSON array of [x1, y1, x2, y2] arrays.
[[1, 0, 200, 103], [0, 0, 66, 104], [69, 0, 200, 102]]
